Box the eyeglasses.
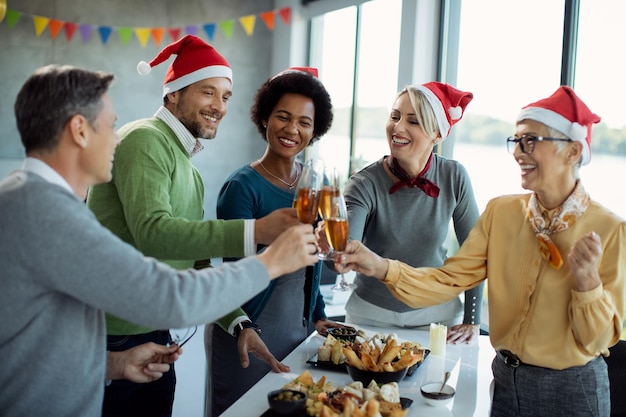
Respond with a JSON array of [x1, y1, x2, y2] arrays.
[[167, 326, 197, 348], [506, 135, 572, 154]]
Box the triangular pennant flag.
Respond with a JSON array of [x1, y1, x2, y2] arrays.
[[98, 26, 112, 44], [278, 7, 291, 25], [33, 16, 49, 36], [168, 27, 181, 42], [184, 25, 198, 36], [6, 10, 21, 28], [260, 11, 275, 30], [239, 15, 255, 36], [151, 28, 165, 46], [202, 23, 215, 41], [118, 27, 133, 45], [48, 19, 64, 39], [218, 19, 234, 39], [79, 24, 93, 43], [0, 0, 6, 23], [135, 28, 151, 47], [64, 22, 77, 41]]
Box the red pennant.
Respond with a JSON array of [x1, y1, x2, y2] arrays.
[[168, 27, 181, 42], [49, 19, 64, 39], [64, 22, 77, 41], [278, 7, 291, 25]]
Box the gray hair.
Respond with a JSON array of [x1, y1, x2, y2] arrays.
[[547, 126, 581, 178]]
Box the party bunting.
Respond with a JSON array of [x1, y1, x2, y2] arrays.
[[33, 15, 48, 36], [0, 0, 6, 23], [64, 22, 77, 41], [218, 20, 234, 39], [239, 15, 255, 36], [98, 26, 113, 44], [49, 19, 64, 39], [0, 7, 292, 47], [260, 11, 275, 30]]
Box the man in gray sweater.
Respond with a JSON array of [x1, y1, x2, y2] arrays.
[[0, 64, 319, 417]]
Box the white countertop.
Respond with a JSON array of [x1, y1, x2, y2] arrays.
[[220, 324, 495, 416]]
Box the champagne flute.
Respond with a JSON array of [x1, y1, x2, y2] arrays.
[[317, 166, 340, 259], [324, 194, 355, 291], [293, 160, 323, 224]]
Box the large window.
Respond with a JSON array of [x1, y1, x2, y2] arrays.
[[452, 0, 565, 211], [308, 0, 402, 186], [574, 0, 626, 220]]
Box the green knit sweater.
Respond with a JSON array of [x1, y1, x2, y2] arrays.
[[87, 117, 247, 335]]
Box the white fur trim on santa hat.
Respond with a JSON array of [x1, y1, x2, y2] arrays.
[[162, 65, 233, 97], [414, 85, 450, 140], [517, 106, 590, 165]]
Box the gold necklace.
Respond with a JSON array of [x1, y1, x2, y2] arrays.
[[257, 159, 300, 189]]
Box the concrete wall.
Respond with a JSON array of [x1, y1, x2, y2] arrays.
[[0, 0, 280, 219]]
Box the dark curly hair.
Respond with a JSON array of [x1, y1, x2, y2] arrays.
[[250, 70, 333, 146]]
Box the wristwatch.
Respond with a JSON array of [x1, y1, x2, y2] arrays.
[[234, 321, 262, 337]]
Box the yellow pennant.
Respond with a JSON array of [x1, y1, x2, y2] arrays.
[[239, 15, 256, 36], [0, 0, 6, 23], [33, 15, 49, 36], [135, 27, 151, 47]]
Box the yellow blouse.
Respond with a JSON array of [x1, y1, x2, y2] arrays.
[[384, 193, 626, 369]]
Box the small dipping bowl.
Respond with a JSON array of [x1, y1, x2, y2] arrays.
[[327, 327, 358, 342], [267, 389, 306, 415], [420, 383, 456, 407]]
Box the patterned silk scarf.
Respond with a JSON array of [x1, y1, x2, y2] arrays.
[[527, 181, 590, 269], [387, 154, 440, 197]]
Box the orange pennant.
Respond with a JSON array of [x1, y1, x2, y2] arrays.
[[48, 19, 64, 39], [260, 11, 274, 30], [151, 28, 165, 46]]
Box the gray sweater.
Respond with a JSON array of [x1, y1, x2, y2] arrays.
[[0, 171, 269, 417], [345, 156, 483, 323]]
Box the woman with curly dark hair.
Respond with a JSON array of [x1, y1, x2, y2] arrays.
[[205, 67, 339, 416]]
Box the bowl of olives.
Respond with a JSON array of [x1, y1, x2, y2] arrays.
[[327, 327, 358, 342], [267, 389, 306, 415]]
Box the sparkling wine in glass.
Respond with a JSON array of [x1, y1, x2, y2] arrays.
[[325, 194, 355, 291], [318, 166, 340, 259], [293, 160, 322, 224]]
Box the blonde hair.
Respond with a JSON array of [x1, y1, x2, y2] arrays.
[[395, 86, 440, 140]]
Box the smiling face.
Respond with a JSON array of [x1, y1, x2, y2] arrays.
[[166, 77, 232, 140], [264, 93, 315, 158], [514, 119, 580, 208], [386, 92, 437, 170]]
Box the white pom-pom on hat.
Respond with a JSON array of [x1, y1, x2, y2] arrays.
[[137, 60, 152, 76], [448, 106, 462, 121]]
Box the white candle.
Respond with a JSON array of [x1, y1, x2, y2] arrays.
[[429, 323, 447, 357]]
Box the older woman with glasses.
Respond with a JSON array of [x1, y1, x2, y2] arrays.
[[336, 86, 626, 417]]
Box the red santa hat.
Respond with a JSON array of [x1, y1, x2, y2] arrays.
[[517, 86, 600, 165], [413, 82, 473, 140], [137, 35, 232, 97]]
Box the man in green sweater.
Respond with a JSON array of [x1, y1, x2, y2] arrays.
[[87, 35, 298, 417]]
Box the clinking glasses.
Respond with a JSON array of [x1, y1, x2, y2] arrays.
[[506, 135, 572, 154]]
